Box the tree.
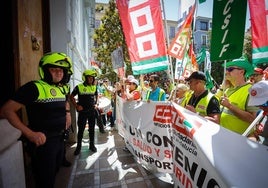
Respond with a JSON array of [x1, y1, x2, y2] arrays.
[[243, 28, 252, 63], [93, 0, 132, 83]]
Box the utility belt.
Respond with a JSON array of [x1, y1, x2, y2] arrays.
[[44, 130, 65, 139]]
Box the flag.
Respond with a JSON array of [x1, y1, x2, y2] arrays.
[[196, 47, 206, 65], [210, 0, 247, 61], [116, 0, 168, 75], [205, 70, 214, 90], [188, 43, 199, 70], [167, 4, 196, 60], [205, 50, 212, 73], [199, 0, 206, 3], [181, 49, 198, 78], [248, 0, 268, 66], [178, 0, 196, 28]]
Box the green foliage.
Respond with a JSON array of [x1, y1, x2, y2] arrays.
[[243, 30, 252, 63], [93, 0, 132, 83]]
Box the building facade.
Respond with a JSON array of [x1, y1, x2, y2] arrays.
[[193, 16, 212, 53]]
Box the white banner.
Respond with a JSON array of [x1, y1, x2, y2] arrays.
[[116, 98, 268, 187], [119, 98, 173, 173]]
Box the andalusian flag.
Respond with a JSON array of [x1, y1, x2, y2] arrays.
[[249, 0, 268, 66], [116, 0, 168, 75]]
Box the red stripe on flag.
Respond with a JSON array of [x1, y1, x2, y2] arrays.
[[249, 0, 268, 48], [116, 0, 167, 63], [167, 4, 196, 60]]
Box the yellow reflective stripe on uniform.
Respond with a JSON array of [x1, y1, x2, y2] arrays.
[[77, 84, 97, 94], [34, 80, 66, 101]]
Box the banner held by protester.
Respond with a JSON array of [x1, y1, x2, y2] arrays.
[[116, 98, 268, 187]]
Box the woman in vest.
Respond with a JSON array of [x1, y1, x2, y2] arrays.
[[1, 52, 73, 188], [70, 69, 98, 155]]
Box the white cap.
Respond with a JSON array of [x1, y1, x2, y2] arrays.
[[127, 75, 135, 81], [248, 80, 268, 106], [129, 78, 139, 86]]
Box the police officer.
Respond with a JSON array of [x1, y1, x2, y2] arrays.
[[70, 69, 98, 155], [1, 52, 73, 188]]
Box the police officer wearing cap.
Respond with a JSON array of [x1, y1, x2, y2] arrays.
[[70, 69, 99, 155], [184, 71, 221, 124], [1, 52, 73, 188]]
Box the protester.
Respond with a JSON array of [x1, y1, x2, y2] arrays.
[[220, 57, 258, 134], [1, 52, 73, 188], [168, 83, 189, 107], [264, 67, 268, 80], [139, 74, 151, 101], [247, 80, 268, 145], [122, 78, 141, 152], [166, 78, 174, 96], [145, 74, 166, 101], [249, 67, 264, 83], [99, 77, 115, 130], [125, 78, 141, 101], [70, 69, 99, 155], [184, 71, 220, 124]]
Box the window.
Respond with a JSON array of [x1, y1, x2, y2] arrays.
[[169, 26, 175, 39], [201, 35, 207, 46], [200, 21, 208, 31]]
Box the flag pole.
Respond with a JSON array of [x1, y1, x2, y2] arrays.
[[161, 0, 174, 84]]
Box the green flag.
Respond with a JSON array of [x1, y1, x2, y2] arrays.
[[210, 0, 247, 61], [196, 47, 206, 65], [199, 0, 206, 4], [205, 70, 214, 90]]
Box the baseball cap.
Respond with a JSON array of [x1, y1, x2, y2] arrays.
[[129, 78, 139, 86], [248, 80, 268, 106], [224, 57, 254, 77], [253, 67, 263, 75], [185, 71, 206, 81]]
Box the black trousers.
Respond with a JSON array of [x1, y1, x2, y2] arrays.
[[77, 110, 96, 146], [30, 136, 64, 188]]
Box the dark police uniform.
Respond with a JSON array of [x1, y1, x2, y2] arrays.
[[71, 83, 98, 151], [12, 79, 68, 188]]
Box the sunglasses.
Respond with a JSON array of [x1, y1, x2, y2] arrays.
[[149, 80, 154, 83], [226, 67, 242, 72]]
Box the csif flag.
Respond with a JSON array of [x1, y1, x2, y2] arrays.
[[210, 0, 247, 61]]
